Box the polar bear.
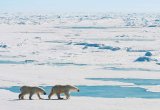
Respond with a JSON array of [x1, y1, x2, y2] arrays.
[[19, 86, 46, 100], [48, 85, 80, 99]]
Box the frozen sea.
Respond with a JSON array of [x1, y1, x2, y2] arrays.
[[0, 12, 160, 110]]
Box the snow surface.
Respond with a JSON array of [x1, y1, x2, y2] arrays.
[[0, 12, 160, 110]]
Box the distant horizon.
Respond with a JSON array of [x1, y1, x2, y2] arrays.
[[0, 11, 158, 15], [0, 0, 160, 13]]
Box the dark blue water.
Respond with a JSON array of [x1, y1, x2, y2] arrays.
[[103, 67, 160, 72], [0, 60, 35, 64], [87, 78, 160, 85], [1, 85, 160, 99], [74, 42, 120, 51], [55, 26, 110, 29]]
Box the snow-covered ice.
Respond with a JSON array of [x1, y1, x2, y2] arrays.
[[0, 12, 160, 110]]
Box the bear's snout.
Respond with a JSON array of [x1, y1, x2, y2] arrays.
[[44, 92, 47, 95], [77, 89, 80, 92]]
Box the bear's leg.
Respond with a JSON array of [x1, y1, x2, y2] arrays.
[[37, 93, 42, 99], [64, 91, 70, 99], [29, 93, 34, 100], [19, 93, 26, 99], [48, 92, 54, 99], [56, 93, 63, 99], [19, 93, 22, 99]]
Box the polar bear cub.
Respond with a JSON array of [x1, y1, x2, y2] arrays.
[[48, 85, 80, 99], [19, 86, 46, 100]]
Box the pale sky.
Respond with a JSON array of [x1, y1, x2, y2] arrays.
[[0, 0, 160, 13]]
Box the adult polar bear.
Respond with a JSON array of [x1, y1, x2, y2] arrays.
[[19, 86, 46, 100], [48, 85, 80, 99]]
